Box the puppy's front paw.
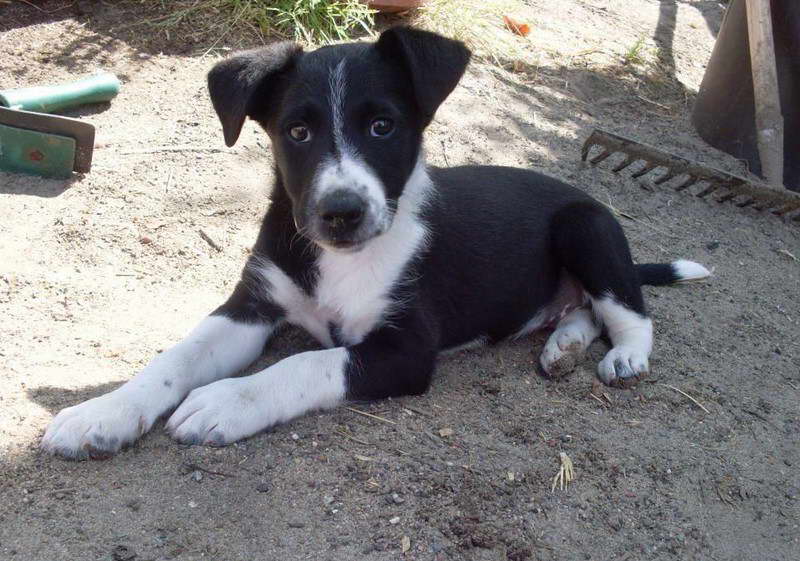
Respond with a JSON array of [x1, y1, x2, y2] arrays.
[[42, 393, 153, 460], [165, 379, 268, 447], [597, 346, 649, 387]]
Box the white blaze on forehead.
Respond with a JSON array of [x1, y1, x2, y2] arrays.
[[316, 58, 388, 228], [329, 58, 348, 154], [313, 57, 397, 236]]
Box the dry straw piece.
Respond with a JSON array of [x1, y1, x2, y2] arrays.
[[551, 452, 575, 492]]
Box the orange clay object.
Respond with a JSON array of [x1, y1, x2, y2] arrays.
[[503, 15, 530, 36]]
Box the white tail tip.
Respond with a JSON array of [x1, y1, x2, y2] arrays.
[[672, 259, 711, 282]]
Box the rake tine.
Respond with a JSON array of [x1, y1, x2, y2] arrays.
[[771, 201, 800, 216], [696, 184, 718, 198], [715, 191, 736, 203], [752, 197, 782, 211], [630, 163, 657, 179], [653, 173, 676, 185], [580, 142, 594, 161], [589, 149, 612, 164], [611, 157, 634, 172]]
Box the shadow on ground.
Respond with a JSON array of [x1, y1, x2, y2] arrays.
[[27, 381, 125, 415]]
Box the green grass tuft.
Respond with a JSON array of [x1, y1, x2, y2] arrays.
[[261, 0, 376, 44], [144, 0, 376, 45], [623, 35, 647, 66]]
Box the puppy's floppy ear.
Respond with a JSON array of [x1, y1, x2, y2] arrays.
[[376, 26, 471, 125], [207, 42, 302, 147]]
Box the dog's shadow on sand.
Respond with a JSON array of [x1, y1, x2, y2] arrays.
[[26, 326, 323, 415], [27, 381, 125, 415]]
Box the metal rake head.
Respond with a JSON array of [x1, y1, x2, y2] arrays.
[[581, 128, 800, 223]]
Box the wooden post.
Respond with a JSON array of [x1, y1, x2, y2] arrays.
[[745, 0, 785, 188]]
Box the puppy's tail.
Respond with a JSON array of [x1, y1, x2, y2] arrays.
[[636, 259, 711, 286]]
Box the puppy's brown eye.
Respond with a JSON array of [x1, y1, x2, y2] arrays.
[[288, 124, 311, 143], [369, 118, 394, 138]]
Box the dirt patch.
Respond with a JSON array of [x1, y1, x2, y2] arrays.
[[1, 1, 798, 560]]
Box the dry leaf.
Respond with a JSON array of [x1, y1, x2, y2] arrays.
[[401, 535, 411, 553], [439, 427, 454, 438], [503, 15, 531, 37]]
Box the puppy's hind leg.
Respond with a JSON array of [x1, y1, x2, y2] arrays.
[[539, 307, 602, 378], [551, 202, 652, 387]]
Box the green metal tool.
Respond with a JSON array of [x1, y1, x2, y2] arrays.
[[0, 73, 120, 179]]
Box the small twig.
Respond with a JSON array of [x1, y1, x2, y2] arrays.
[[636, 94, 672, 111], [658, 383, 710, 414], [571, 48, 603, 58], [603, 200, 639, 221], [741, 408, 778, 429], [119, 145, 224, 155], [402, 405, 432, 417], [345, 406, 396, 425], [776, 248, 798, 262], [165, 168, 174, 194], [335, 428, 369, 446], [199, 229, 222, 252], [16, 0, 73, 13], [602, 200, 682, 239], [588, 392, 608, 407], [440, 139, 450, 167]]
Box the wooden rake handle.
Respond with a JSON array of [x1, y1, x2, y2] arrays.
[[746, 0, 785, 188]]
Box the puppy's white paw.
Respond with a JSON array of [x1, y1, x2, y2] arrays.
[[166, 378, 269, 447], [540, 326, 590, 378], [41, 392, 153, 460], [539, 308, 600, 378], [597, 346, 649, 387]]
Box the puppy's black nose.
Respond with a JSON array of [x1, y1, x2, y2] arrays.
[[317, 190, 365, 234]]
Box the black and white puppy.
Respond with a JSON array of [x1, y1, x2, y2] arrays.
[[42, 27, 710, 459]]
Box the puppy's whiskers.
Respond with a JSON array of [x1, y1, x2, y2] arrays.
[[290, 225, 321, 260]]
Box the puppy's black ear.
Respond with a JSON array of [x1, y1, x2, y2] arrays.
[[208, 42, 302, 147], [376, 26, 471, 126]]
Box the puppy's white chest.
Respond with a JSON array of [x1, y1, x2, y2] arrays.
[[313, 247, 401, 346], [251, 245, 411, 347]]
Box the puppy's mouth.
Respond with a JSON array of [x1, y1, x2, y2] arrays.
[[317, 238, 367, 253], [313, 220, 388, 253]]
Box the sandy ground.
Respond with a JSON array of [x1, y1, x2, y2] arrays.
[[1, 1, 798, 560]]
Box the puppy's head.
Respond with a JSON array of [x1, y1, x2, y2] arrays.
[[208, 27, 470, 252]]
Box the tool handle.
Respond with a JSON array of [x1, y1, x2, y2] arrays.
[[745, 0, 784, 188], [0, 73, 121, 113]]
